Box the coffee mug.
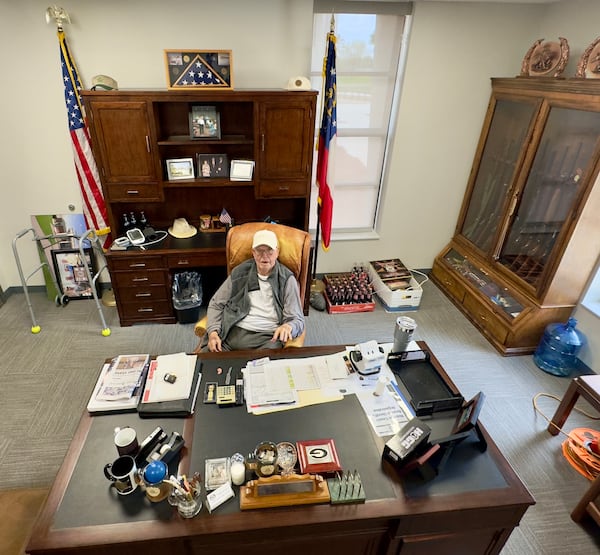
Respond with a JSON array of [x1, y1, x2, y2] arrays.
[[114, 426, 138, 456], [104, 455, 139, 495]]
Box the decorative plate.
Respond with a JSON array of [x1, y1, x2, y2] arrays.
[[576, 37, 600, 78], [520, 37, 569, 77]]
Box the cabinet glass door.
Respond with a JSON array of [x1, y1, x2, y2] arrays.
[[499, 106, 600, 286], [461, 99, 536, 252]]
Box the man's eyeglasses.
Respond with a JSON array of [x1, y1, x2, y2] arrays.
[[253, 247, 275, 256]]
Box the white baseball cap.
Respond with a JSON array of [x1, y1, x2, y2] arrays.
[[252, 229, 278, 250]]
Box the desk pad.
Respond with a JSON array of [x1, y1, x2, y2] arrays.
[[54, 414, 184, 529], [193, 357, 396, 511]]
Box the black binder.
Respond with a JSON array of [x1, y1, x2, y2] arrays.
[[137, 359, 202, 418]]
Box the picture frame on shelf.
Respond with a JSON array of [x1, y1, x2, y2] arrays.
[[51, 248, 96, 300], [166, 158, 195, 181], [296, 438, 342, 475], [164, 50, 233, 90], [189, 105, 221, 139], [197, 153, 229, 178], [230, 159, 255, 181]]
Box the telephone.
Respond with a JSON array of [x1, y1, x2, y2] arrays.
[[348, 340, 385, 375]]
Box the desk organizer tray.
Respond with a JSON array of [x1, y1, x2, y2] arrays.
[[387, 354, 463, 416]]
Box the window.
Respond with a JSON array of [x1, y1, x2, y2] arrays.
[[310, 1, 412, 238]]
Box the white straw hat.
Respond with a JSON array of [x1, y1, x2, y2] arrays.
[[168, 218, 197, 238]]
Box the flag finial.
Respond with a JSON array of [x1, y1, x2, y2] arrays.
[[46, 5, 71, 31], [330, 13, 335, 33]]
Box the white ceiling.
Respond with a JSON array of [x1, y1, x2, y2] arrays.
[[415, 0, 560, 3]]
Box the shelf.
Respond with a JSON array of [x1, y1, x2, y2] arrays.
[[159, 134, 253, 146], [162, 178, 254, 188]]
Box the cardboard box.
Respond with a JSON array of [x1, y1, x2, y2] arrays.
[[323, 272, 376, 314], [368, 264, 422, 312]]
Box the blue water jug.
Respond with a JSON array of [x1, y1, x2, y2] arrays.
[[533, 317, 586, 377]]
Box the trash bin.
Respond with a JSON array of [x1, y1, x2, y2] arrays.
[[172, 271, 203, 324]]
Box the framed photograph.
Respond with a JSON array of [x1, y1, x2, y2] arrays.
[[230, 159, 255, 181], [296, 438, 342, 475], [166, 158, 195, 180], [205, 457, 230, 491], [164, 50, 233, 90], [197, 154, 229, 178], [51, 248, 96, 300], [189, 105, 221, 139], [452, 392, 485, 434]]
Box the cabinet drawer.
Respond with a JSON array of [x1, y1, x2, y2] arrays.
[[112, 270, 168, 288], [110, 256, 166, 272], [433, 263, 466, 302], [257, 180, 308, 198], [117, 285, 169, 303], [463, 295, 509, 344], [106, 183, 161, 202], [119, 300, 173, 320], [167, 252, 226, 268]]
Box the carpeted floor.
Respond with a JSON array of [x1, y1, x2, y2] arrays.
[[1, 279, 599, 553]]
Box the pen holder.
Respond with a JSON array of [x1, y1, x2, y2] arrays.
[[169, 486, 202, 518]]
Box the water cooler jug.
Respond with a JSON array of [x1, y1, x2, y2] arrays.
[[533, 317, 586, 377]]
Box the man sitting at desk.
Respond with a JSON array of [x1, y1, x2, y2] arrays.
[[203, 229, 305, 351]]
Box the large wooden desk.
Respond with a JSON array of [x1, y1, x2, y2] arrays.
[[27, 344, 534, 555]]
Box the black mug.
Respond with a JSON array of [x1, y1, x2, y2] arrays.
[[104, 455, 138, 495]]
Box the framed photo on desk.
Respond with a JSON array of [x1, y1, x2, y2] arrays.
[[297, 438, 342, 475]]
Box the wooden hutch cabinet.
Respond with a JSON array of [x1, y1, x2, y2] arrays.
[[82, 89, 317, 326], [431, 78, 600, 355]]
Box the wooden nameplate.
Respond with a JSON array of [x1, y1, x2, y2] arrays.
[[240, 473, 330, 510]]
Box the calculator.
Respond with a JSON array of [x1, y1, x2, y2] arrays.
[[216, 385, 236, 406]]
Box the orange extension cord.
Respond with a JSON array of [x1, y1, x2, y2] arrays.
[[533, 392, 600, 480]]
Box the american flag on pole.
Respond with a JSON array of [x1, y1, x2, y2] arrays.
[[58, 31, 110, 247], [315, 21, 337, 251]]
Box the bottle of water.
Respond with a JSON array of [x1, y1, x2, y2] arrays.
[[533, 317, 586, 377]]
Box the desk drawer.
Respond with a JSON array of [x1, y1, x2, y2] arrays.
[[112, 270, 168, 288], [117, 285, 169, 303], [119, 299, 173, 320], [110, 255, 166, 272], [167, 251, 226, 268], [257, 180, 308, 198], [463, 294, 509, 344], [432, 262, 466, 303]]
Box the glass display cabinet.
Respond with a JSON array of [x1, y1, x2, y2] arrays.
[[432, 78, 600, 355]]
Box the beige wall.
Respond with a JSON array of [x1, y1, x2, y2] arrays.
[[1, 0, 599, 291]]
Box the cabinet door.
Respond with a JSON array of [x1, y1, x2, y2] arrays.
[[88, 101, 158, 195], [460, 97, 537, 252], [257, 100, 314, 197], [498, 105, 600, 288]]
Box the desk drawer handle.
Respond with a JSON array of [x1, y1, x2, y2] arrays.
[[126, 190, 140, 195], [135, 292, 152, 298], [444, 279, 454, 287], [137, 308, 154, 313], [278, 186, 290, 192], [132, 277, 149, 282], [177, 260, 190, 265], [129, 263, 147, 268], [478, 313, 488, 322]]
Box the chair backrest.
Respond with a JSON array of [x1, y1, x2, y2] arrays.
[[225, 222, 311, 305]]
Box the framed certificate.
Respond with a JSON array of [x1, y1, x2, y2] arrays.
[[296, 438, 342, 475], [230, 159, 255, 181]]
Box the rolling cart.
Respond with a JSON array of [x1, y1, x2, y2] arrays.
[[12, 227, 111, 336]]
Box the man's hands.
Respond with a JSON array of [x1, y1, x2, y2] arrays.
[[272, 323, 293, 344], [207, 330, 223, 352]]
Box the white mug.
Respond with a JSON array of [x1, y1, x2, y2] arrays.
[[114, 426, 138, 456]]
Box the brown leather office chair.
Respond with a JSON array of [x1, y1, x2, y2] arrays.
[[193, 222, 310, 352]]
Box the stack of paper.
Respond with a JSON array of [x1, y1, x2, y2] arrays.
[[87, 354, 150, 413], [142, 352, 197, 403]]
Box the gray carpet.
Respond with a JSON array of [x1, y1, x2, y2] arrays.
[[1, 279, 599, 553]]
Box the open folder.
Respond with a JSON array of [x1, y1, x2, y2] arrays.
[[138, 355, 202, 417]]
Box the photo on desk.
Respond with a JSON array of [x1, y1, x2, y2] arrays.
[[51, 248, 96, 300]]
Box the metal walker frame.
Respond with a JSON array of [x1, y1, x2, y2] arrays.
[[12, 227, 111, 336]]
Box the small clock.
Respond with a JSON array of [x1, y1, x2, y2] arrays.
[[276, 442, 298, 476], [254, 441, 278, 478]]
